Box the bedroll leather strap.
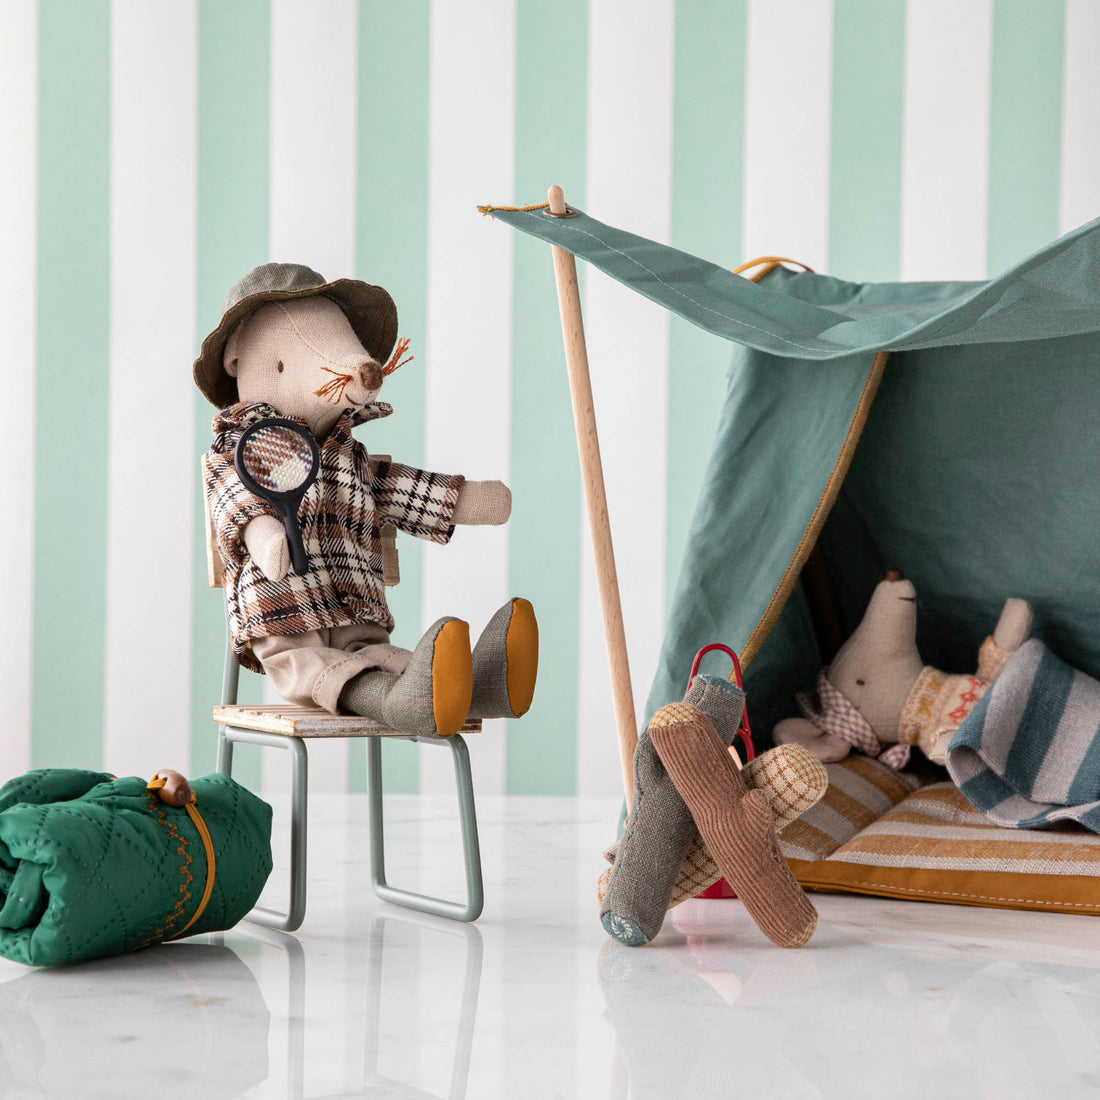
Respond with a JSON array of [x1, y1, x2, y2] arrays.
[[147, 771, 218, 938]]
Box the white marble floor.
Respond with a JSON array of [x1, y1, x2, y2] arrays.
[[2, 794, 1099, 1098]]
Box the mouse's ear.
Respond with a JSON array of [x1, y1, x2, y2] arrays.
[[223, 318, 247, 377]]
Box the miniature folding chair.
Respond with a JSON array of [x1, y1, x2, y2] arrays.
[[203, 461, 485, 932]]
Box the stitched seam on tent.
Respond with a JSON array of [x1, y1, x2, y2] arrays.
[[520, 209, 830, 355], [740, 350, 889, 671]]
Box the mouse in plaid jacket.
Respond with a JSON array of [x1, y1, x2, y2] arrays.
[[194, 262, 537, 737]]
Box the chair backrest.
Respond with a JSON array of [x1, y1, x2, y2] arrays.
[[202, 456, 227, 590]]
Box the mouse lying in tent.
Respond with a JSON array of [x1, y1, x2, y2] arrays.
[[774, 569, 1033, 769], [775, 568, 1100, 834]]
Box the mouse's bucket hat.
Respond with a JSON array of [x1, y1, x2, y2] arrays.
[[193, 262, 398, 408]]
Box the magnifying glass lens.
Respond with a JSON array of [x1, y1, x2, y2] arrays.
[[234, 419, 320, 577], [240, 426, 316, 494]]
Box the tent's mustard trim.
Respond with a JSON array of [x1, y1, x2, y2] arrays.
[[739, 349, 890, 673]]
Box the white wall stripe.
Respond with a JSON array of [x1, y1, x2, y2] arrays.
[[103, 0, 197, 777], [742, 0, 834, 271], [270, 0, 357, 280], [268, 0, 359, 794], [1059, 0, 1100, 235], [578, 0, 675, 796], [0, 0, 37, 779], [421, 0, 516, 797], [900, 0, 993, 281]]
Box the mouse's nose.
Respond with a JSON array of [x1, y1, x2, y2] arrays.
[[356, 358, 382, 392]]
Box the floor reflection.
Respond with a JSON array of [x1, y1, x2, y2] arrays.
[[234, 924, 305, 1098], [598, 901, 1100, 1099], [0, 943, 271, 1099], [362, 911, 483, 1099], [235, 908, 484, 1100], [4, 797, 1095, 1098]]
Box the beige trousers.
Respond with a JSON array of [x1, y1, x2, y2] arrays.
[[251, 624, 412, 713]]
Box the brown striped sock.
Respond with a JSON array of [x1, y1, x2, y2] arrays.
[[649, 705, 818, 949]]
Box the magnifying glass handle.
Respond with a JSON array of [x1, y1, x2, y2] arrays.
[[279, 505, 309, 575]]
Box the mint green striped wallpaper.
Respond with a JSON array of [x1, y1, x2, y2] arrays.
[[987, 0, 1064, 274], [829, 0, 905, 281], [33, 1, 110, 769], [506, 0, 587, 795], [353, 2, 432, 795], [6, 0, 1088, 796], [191, 0, 272, 788]]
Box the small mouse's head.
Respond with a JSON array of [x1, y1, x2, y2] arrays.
[[828, 568, 925, 740], [193, 262, 399, 435], [225, 297, 384, 437]]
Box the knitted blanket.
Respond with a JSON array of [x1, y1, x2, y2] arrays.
[[946, 640, 1100, 832]]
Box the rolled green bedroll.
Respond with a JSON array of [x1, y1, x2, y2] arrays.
[[0, 769, 272, 967]]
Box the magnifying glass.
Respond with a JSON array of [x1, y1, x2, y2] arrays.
[[233, 418, 320, 575]]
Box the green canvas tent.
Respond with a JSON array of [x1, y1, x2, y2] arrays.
[[482, 196, 1100, 785]]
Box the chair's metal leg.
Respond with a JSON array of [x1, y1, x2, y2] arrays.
[[216, 726, 234, 775], [215, 604, 238, 797], [366, 736, 388, 884], [450, 736, 485, 921], [219, 626, 241, 707], [219, 725, 308, 932], [366, 734, 484, 922]]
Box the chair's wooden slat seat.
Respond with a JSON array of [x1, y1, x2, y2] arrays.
[[213, 703, 482, 740]]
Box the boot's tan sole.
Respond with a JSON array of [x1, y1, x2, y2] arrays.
[[431, 619, 473, 736], [505, 598, 539, 717]]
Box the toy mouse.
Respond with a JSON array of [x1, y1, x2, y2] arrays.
[[194, 262, 538, 737], [775, 568, 1032, 768]]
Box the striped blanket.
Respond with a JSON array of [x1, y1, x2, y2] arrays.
[[946, 640, 1100, 833]]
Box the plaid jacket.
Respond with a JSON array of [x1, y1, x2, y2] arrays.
[[205, 401, 464, 672]]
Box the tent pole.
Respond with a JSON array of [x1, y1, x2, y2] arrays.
[[545, 184, 638, 807]]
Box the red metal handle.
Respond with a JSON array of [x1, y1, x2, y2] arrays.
[[686, 644, 754, 761]]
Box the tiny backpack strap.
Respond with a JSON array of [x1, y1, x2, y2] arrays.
[[732, 256, 816, 283]]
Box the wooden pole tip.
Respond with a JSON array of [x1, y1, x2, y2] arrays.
[[547, 185, 567, 214]]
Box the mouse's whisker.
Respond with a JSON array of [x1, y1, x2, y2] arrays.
[[383, 336, 413, 377], [314, 366, 352, 405]]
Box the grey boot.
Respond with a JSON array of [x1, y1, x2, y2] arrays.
[[339, 617, 473, 737], [467, 598, 539, 720]]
